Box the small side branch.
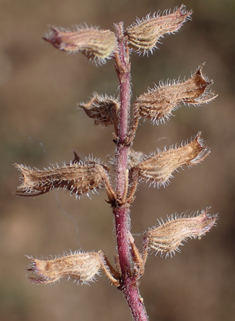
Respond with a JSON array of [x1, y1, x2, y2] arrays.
[[99, 251, 120, 287]]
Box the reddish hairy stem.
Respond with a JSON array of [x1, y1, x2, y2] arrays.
[[113, 22, 149, 321]]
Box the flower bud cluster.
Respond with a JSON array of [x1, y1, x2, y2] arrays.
[[43, 5, 193, 63]]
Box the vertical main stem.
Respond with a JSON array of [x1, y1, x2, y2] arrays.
[[114, 22, 131, 274], [113, 22, 149, 321]]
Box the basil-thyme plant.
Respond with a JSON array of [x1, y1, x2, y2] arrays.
[[15, 5, 217, 321]]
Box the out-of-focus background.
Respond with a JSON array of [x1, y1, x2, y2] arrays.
[[0, 0, 234, 320]]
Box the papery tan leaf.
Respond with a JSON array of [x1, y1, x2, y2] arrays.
[[145, 208, 218, 257], [132, 132, 209, 187], [126, 5, 192, 54], [43, 26, 117, 65], [15, 159, 110, 198], [136, 63, 217, 124], [27, 251, 102, 284]]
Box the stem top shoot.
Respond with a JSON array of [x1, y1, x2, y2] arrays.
[[16, 5, 217, 321]]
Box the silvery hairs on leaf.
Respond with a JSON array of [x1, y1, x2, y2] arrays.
[[125, 5, 192, 55], [145, 208, 218, 258], [135, 63, 217, 125], [15, 158, 110, 198], [27, 251, 102, 284], [131, 132, 210, 188], [43, 26, 117, 65]]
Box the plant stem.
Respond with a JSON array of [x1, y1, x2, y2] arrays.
[[113, 22, 149, 321]]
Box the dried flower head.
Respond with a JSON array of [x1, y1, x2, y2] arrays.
[[27, 251, 102, 284], [136, 63, 217, 124], [132, 132, 209, 187], [126, 5, 192, 55], [15, 159, 110, 198], [79, 93, 119, 131], [43, 26, 117, 64], [145, 208, 217, 257]]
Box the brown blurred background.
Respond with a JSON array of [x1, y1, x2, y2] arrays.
[[0, 0, 234, 320]]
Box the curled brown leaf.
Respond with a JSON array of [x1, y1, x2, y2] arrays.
[[79, 93, 119, 131]]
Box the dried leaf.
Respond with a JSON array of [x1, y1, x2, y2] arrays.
[[15, 159, 110, 198], [136, 63, 217, 124], [43, 26, 117, 65], [27, 251, 102, 284], [132, 132, 209, 187], [145, 208, 218, 257], [126, 5, 192, 54]]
